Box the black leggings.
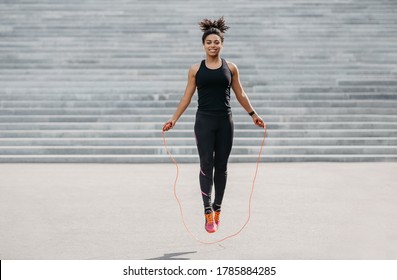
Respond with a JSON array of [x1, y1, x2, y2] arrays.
[[194, 111, 234, 213]]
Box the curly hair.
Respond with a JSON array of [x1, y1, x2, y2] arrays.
[[199, 16, 230, 43]]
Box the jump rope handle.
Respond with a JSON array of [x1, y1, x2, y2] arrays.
[[162, 121, 175, 132]]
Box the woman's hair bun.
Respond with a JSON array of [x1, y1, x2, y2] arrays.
[[199, 16, 230, 33]]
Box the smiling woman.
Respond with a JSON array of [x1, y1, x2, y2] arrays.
[[162, 16, 265, 234]]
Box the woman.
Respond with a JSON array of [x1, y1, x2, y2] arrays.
[[162, 17, 265, 234]]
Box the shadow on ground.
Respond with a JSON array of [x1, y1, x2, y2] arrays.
[[146, 251, 197, 260]]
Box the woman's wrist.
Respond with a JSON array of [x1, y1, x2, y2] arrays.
[[248, 110, 256, 116]]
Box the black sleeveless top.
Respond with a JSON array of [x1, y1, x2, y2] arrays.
[[195, 58, 233, 115]]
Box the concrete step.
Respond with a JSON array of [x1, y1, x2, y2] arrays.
[[0, 146, 396, 156], [0, 68, 394, 75], [1, 122, 397, 130], [2, 92, 397, 101], [1, 115, 396, 123], [253, 86, 397, 93], [1, 100, 397, 108], [0, 155, 396, 164], [1, 107, 397, 115], [1, 137, 396, 146], [2, 85, 397, 94], [0, 81, 187, 88], [1, 130, 396, 138]]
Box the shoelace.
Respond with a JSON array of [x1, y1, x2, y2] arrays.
[[214, 211, 220, 223], [205, 213, 215, 224], [162, 125, 267, 244]]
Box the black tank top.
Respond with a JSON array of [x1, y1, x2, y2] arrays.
[[196, 58, 233, 115]]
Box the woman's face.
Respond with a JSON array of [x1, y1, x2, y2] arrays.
[[203, 34, 223, 57]]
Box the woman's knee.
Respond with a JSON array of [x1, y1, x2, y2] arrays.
[[214, 163, 228, 175]]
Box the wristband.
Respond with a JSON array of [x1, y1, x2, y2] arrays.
[[248, 111, 256, 116]]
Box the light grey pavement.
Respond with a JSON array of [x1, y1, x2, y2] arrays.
[[0, 163, 396, 260]]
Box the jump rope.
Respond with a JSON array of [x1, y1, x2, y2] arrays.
[[162, 123, 267, 245]]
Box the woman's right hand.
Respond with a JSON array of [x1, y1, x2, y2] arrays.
[[162, 120, 176, 132]]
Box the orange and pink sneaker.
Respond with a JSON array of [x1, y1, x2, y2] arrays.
[[214, 211, 221, 227], [205, 212, 217, 233]]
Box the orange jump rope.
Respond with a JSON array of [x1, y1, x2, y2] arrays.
[[162, 125, 267, 244]]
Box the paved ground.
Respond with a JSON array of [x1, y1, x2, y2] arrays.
[[0, 162, 396, 260]]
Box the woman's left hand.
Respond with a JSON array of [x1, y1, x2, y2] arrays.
[[252, 114, 266, 128]]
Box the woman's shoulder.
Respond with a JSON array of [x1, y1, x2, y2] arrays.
[[190, 62, 201, 71], [224, 59, 238, 74], [188, 62, 202, 77]]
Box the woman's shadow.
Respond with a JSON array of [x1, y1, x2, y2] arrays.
[[146, 251, 197, 260]]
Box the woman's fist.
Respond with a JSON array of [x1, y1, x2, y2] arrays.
[[162, 120, 176, 131]]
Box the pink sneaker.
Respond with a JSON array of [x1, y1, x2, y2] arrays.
[[205, 212, 217, 233]]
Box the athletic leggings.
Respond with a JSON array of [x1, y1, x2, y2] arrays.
[[194, 111, 234, 213]]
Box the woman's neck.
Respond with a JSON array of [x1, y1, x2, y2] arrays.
[[205, 55, 221, 63], [205, 56, 222, 68]]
